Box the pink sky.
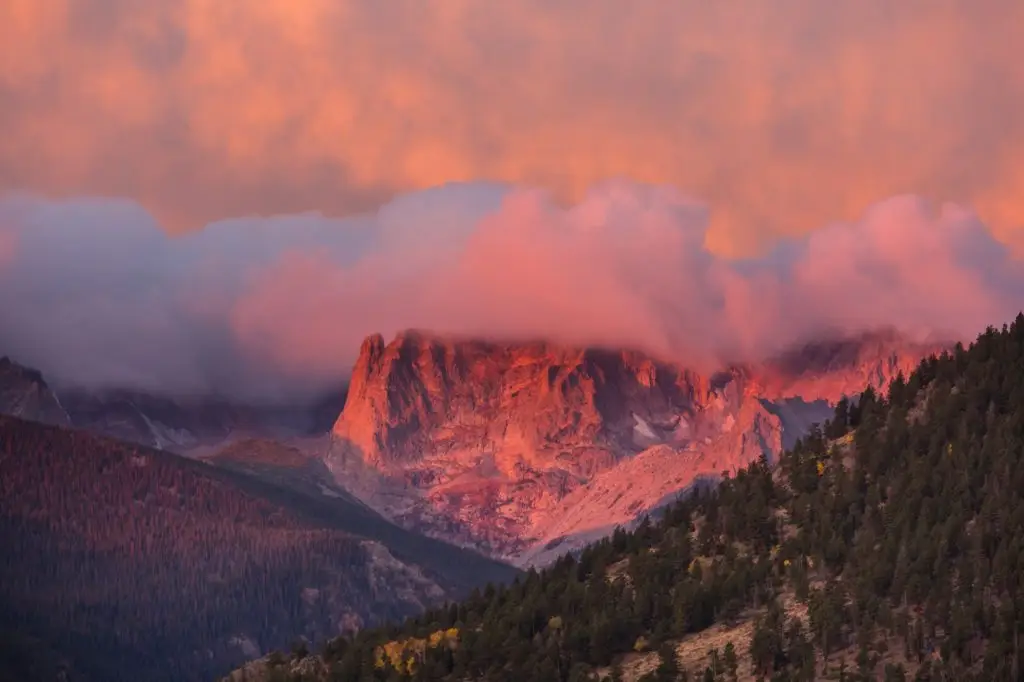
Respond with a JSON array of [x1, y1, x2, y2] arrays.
[[1, 0, 1022, 255]]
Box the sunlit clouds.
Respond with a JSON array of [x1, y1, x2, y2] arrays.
[[0, 1, 1022, 400], [1, 0, 1023, 254], [1, 185, 1021, 401]]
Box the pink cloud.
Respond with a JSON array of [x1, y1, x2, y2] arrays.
[[1, 1, 1022, 254], [0, 182, 1020, 401], [222, 184, 1024, 393]]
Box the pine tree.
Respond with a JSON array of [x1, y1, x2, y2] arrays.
[[654, 642, 682, 682], [722, 641, 739, 681]]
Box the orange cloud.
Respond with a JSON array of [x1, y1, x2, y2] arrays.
[[227, 185, 1022, 388], [1, 0, 1022, 255]]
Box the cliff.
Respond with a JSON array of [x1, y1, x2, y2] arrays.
[[0, 356, 71, 427], [329, 329, 945, 563]]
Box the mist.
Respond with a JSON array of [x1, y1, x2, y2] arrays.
[[1, 182, 1021, 403]]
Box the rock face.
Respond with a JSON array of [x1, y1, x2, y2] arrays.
[[329, 329, 946, 564], [754, 328, 941, 402], [0, 356, 71, 426], [335, 330, 710, 469]]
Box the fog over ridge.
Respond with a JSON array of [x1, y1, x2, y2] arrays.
[[1, 182, 1021, 403], [2, 0, 1023, 252]]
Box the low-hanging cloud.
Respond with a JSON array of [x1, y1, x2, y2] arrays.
[[1, 182, 1021, 403], [1, 0, 1023, 255]]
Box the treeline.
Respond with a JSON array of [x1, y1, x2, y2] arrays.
[[0, 419, 454, 682], [255, 313, 1024, 681]]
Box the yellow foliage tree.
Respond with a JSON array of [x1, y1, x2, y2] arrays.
[[374, 628, 461, 670]]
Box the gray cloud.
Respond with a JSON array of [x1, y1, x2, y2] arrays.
[[1, 184, 1021, 403]]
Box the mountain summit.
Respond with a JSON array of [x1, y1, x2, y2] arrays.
[[328, 329, 944, 563]]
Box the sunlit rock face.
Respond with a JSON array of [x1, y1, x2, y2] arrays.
[[329, 329, 944, 565]]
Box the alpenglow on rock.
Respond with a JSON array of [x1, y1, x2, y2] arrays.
[[329, 329, 946, 565]]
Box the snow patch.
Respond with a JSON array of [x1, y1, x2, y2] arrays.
[[632, 413, 657, 439], [50, 391, 72, 425], [318, 482, 343, 498]]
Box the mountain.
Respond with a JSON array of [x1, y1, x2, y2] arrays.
[[0, 357, 71, 426], [202, 437, 364, 509], [232, 314, 1024, 682], [0, 356, 347, 453], [327, 329, 945, 564], [0, 415, 517, 682], [56, 387, 347, 453], [1, 329, 941, 570], [752, 327, 944, 402]]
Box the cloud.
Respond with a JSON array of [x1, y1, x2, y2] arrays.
[[1, 183, 1020, 402], [1, 0, 1023, 255], [0, 229, 15, 268]]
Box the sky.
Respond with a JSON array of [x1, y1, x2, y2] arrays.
[[1, 0, 1022, 401]]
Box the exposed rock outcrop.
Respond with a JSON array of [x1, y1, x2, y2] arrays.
[[0, 356, 71, 426], [329, 329, 946, 564]]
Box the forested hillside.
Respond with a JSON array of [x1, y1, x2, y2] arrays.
[[236, 314, 1024, 681], [0, 418, 516, 682]]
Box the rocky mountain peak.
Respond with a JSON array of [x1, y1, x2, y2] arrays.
[[332, 332, 714, 472], [358, 332, 386, 365], [753, 328, 950, 402], [0, 356, 347, 453], [328, 328, 946, 562]]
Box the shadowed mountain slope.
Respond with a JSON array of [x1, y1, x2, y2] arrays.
[[0, 416, 516, 682]]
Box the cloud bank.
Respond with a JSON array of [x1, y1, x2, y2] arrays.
[[1, 183, 1021, 402], [2, 0, 1023, 254]]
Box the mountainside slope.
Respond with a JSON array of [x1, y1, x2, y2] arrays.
[[56, 387, 347, 453], [236, 313, 1024, 682], [328, 330, 943, 563], [203, 437, 358, 502], [0, 416, 516, 682], [0, 357, 70, 426], [0, 356, 347, 453], [200, 436, 517, 592]]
